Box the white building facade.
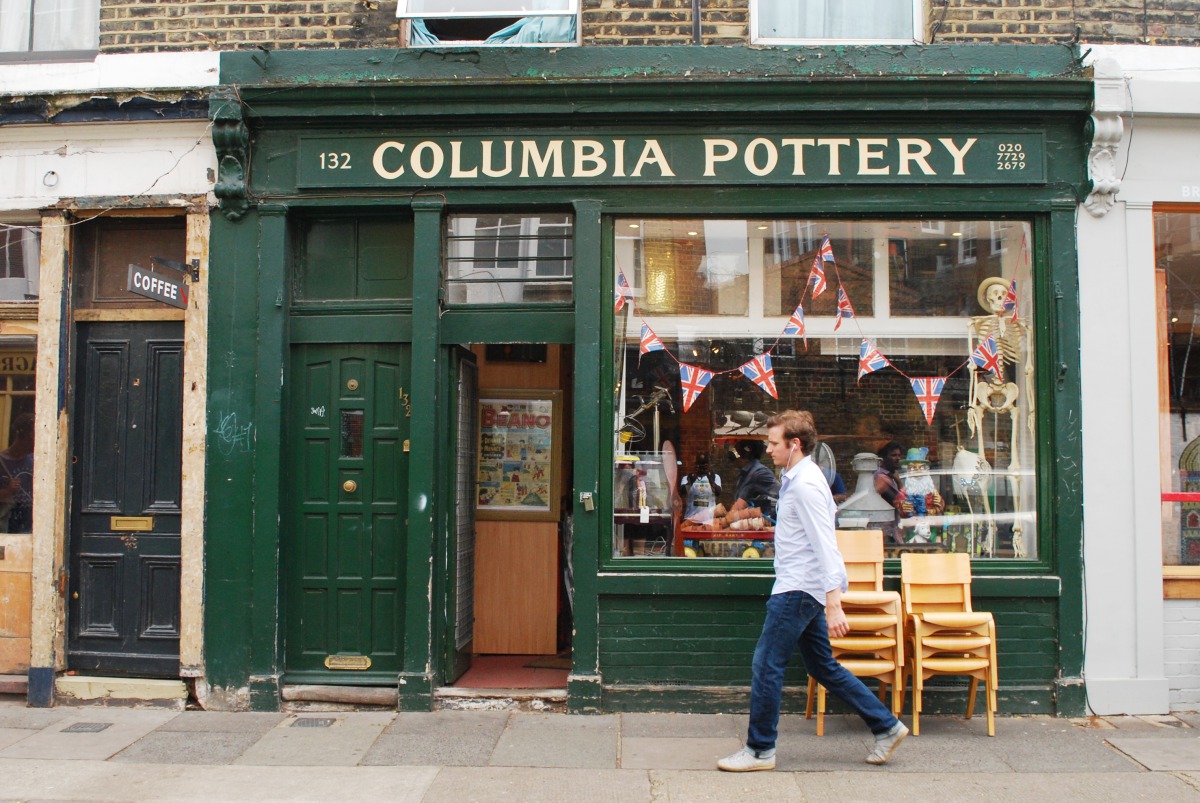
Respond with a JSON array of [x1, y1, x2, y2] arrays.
[[1081, 45, 1200, 714]]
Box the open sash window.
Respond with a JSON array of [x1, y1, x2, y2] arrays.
[[396, 1, 579, 47]]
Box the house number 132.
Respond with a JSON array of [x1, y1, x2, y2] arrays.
[[319, 152, 352, 169]]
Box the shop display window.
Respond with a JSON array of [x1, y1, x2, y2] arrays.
[[446, 213, 573, 305], [0, 346, 34, 534], [1157, 207, 1200, 565], [612, 217, 1037, 561]]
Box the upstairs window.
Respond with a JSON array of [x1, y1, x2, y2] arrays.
[[752, 0, 922, 44], [0, 0, 100, 56], [397, 1, 578, 47], [0, 222, 40, 301]]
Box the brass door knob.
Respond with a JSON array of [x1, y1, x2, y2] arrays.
[[343, 479, 358, 493]]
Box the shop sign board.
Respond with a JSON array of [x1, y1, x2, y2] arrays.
[[298, 132, 1045, 188], [126, 264, 188, 310]]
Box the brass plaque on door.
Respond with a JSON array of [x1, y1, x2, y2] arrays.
[[111, 516, 153, 531], [324, 655, 371, 671]]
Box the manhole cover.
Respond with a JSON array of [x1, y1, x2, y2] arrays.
[[63, 722, 112, 733], [291, 717, 336, 728]]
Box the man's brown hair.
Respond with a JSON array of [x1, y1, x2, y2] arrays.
[[767, 409, 817, 456]]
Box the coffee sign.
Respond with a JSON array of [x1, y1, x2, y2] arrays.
[[127, 264, 188, 310]]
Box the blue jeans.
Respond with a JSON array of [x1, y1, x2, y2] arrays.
[[747, 590, 898, 753]]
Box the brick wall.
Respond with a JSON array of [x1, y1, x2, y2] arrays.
[[97, 0, 1197, 52], [581, 0, 748, 46], [1164, 599, 1200, 711], [932, 0, 1200, 46], [100, 1, 403, 52]]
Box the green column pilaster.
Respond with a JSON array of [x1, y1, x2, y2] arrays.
[[246, 204, 288, 710], [569, 200, 603, 713], [1048, 199, 1086, 715], [205, 208, 263, 701], [398, 196, 444, 710]]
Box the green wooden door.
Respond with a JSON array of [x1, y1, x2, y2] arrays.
[[67, 321, 183, 677], [284, 344, 410, 681]]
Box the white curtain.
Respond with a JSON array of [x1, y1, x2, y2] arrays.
[[31, 0, 100, 51], [0, 0, 32, 51], [758, 0, 912, 41]]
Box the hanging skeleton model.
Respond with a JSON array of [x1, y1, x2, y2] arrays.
[[965, 277, 1034, 557]]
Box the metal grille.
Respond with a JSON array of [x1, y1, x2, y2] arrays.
[[63, 722, 112, 733], [291, 717, 337, 728], [454, 357, 479, 651], [445, 214, 573, 305]]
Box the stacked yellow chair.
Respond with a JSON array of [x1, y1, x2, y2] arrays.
[[805, 530, 904, 736], [900, 552, 998, 736]]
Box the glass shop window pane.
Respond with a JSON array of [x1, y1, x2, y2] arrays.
[[0, 347, 36, 535], [1159, 208, 1200, 566], [612, 217, 1037, 562], [341, 410, 364, 458], [445, 214, 573, 305]]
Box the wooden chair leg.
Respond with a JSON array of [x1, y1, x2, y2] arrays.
[[805, 676, 816, 719], [987, 677, 997, 737], [816, 683, 826, 737], [965, 676, 979, 721], [912, 682, 922, 736]]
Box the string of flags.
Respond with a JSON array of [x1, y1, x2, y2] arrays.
[[618, 233, 1026, 423]]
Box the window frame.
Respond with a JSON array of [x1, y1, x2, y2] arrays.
[[749, 0, 925, 46]]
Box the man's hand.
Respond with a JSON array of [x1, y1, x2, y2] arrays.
[[826, 604, 849, 639], [825, 588, 849, 638]]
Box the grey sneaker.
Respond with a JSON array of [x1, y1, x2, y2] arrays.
[[717, 747, 776, 772], [866, 721, 909, 765]]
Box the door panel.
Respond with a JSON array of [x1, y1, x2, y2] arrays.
[[447, 348, 477, 682], [68, 321, 183, 677], [284, 344, 409, 681]]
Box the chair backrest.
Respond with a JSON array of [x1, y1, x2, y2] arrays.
[[837, 529, 885, 592], [900, 552, 974, 615]]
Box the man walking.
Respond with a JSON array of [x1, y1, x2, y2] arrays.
[[718, 409, 908, 772]]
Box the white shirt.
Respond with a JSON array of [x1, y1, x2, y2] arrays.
[[770, 453, 847, 599]]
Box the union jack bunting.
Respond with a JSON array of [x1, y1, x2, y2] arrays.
[[971, 335, 1003, 376], [1002, 276, 1019, 321], [858, 339, 889, 382], [910, 376, 947, 425], [808, 254, 828, 298], [740, 353, 778, 399], [614, 270, 633, 313], [639, 322, 665, 355], [833, 286, 855, 331], [817, 234, 835, 264], [783, 303, 806, 338], [678, 362, 714, 413]]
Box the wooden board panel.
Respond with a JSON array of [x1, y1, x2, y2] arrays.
[[0, 535, 32, 673], [473, 520, 557, 655]]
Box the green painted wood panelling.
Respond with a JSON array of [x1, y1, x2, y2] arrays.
[[598, 595, 1060, 713]]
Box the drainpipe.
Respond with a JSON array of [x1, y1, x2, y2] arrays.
[[692, 0, 701, 44]]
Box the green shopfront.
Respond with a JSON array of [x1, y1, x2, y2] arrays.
[[205, 46, 1091, 714]]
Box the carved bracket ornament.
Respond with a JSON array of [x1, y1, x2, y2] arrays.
[[211, 88, 251, 221], [1084, 58, 1129, 218]]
